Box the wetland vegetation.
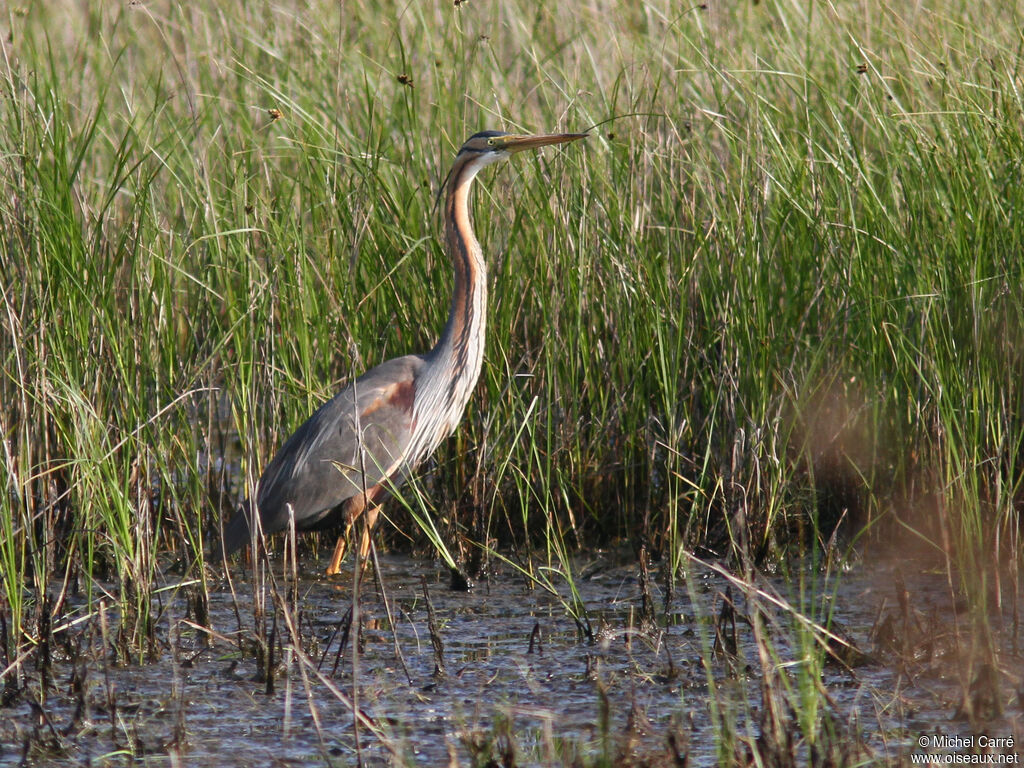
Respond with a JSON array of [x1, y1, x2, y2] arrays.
[[1, 0, 1022, 764]]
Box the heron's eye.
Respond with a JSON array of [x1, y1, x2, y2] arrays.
[[486, 137, 497, 146]]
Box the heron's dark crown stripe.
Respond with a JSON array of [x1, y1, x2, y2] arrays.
[[468, 129, 507, 140]]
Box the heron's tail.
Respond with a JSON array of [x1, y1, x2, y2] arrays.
[[212, 500, 256, 561]]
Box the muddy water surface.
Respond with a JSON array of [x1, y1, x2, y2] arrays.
[[2, 552, 1022, 765]]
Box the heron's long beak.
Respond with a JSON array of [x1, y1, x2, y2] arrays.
[[497, 133, 589, 153]]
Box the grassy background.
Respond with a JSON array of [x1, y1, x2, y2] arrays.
[[1, 0, 1022, 643]]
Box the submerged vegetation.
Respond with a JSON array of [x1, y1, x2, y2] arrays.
[[1, 0, 1022, 764]]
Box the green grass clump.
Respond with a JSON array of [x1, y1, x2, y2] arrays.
[[0, 0, 1021, 725]]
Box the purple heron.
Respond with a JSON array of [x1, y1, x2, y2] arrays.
[[219, 130, 587, 574]]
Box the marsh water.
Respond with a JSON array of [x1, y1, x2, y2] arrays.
[[2, 550, 1022, 766]]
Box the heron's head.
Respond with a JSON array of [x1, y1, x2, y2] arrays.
[[457, 130, 588, 168], [438, 130, 586, 209]]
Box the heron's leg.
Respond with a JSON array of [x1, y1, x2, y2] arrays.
[[326, 491, 377, 576], [326, 534, 348, 576], [325, 507, 378, 575], [357, 504, 381, 562]]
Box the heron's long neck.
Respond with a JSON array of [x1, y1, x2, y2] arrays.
[[436, 164, 488, 375], [416, 156, 489, 447]]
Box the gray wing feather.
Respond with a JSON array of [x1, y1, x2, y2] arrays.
[[221, 354, 425, 554]]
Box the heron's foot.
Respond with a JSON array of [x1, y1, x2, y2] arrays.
[[326, 534, 348, 576], [324, 531, 376, 576]]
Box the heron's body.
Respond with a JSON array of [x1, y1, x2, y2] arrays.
[[220, 130, 586, 572]]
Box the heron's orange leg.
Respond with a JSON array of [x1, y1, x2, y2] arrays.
[[327, 534, 348, 576], [325, 496, 381, 576], [357, 505, 380, 562]]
